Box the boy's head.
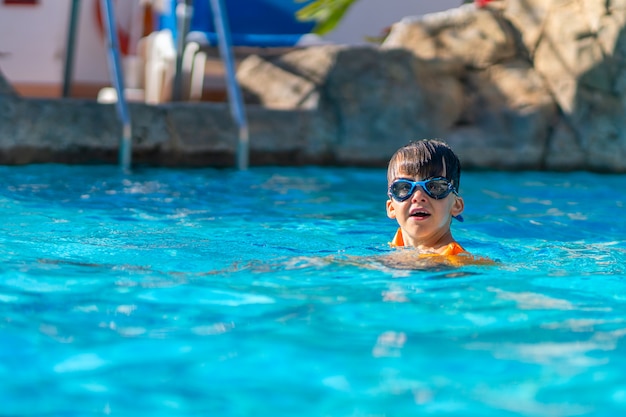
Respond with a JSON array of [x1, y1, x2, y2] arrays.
[[386, 139, 465, 249], [387, 139, 461, 192]]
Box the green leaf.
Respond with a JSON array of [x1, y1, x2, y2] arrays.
[[295, 0, 359, 35]]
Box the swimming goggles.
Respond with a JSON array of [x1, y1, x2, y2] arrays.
[[388, 177, 457, 202]]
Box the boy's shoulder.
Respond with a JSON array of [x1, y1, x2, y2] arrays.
[[439, 242, 466, 256]]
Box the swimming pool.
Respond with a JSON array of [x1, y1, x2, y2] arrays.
[[1, 165, 625, 416]]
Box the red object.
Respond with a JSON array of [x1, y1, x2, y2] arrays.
[[476, 0, 494, 7], [95, 0, 130, 56], [3, 0, 39, 5]]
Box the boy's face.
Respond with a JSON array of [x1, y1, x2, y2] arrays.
[[386, 172, 464, 248]]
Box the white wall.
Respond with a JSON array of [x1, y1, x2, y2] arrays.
[[0, 0, 141, 84], [0, 0, 73, 83], [0, 0, 133, 85]]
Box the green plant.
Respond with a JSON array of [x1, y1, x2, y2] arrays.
[[295, 0, 359, 35]]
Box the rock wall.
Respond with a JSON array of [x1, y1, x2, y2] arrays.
[[1, 0, 626, 171], [238, 0, 626, 172]]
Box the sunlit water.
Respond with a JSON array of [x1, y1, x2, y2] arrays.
[[1, 165, 625, 416]]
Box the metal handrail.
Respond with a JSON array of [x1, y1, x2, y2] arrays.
[[62, 0, 80, 98], [100, 0, 132, 172], [209, 0, 249, 170], [173, 0, 193, 101]]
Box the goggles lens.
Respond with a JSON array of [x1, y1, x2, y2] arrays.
[[388, 177, 456, 201]]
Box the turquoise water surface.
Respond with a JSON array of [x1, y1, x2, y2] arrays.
[[1, 165, 625, 416]]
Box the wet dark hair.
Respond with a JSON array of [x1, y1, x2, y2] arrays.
[[387, 139, 461, 191]]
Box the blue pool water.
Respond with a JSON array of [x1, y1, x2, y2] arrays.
[[1, 164, 625, 416]]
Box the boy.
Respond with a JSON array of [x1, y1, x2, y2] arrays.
[[386, 139, 466, 255]]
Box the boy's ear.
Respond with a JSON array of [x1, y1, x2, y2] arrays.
[[451, 196, 465, 217], [386, 199, 397, 219]]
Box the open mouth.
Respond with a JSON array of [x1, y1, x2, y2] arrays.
[[410, 210, 430, 218]]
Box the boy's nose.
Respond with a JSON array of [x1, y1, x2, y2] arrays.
[[411, 186, 428, 201]]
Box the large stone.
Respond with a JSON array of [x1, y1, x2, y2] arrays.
[[502, 0, 553, 56], [446, 60, 556, 169], [237, 54, 319, 109], [533, 0, 611, 113], [567, 89, 626, 171], [320, 47, 449, 163], [381, 16, 438, 60], [414, 58, 465, 133], [598, 11, 626, 96], [383, 4, 518, 69], [543, 120, 586, 171]]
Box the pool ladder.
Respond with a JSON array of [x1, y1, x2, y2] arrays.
[[172, 0, 249, 170], [99, 0, 132, 172], [64, 0, 248, 172]]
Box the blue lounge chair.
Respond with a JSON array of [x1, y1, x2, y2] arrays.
[[160, 0, 316, 48]]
